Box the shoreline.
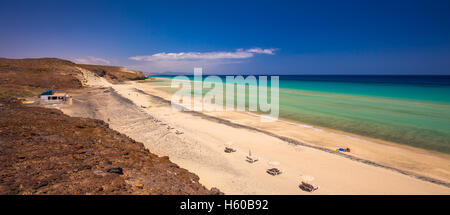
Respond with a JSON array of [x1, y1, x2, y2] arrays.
[[251, 111, 450, 160], [143, 78, 450, 158], [136, 79, 450, 183], [61, 72, 450, 194], [134, 88, 450, 188], [149, 77, 450, 155]]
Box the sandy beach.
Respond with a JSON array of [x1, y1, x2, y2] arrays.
[[61, 73, 450, 194]]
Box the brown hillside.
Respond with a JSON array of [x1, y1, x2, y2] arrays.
[[0, 99, 221, 194], [0, 58, 147, 90], [0, 58, 82, 89], [0, 58, 221, 195]]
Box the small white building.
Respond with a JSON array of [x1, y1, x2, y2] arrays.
[[40, 93, 72, 105]]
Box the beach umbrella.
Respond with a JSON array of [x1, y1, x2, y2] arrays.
[[301, 174, 315, 182], [268, 161, 280, 166], [225, 141, 233, 147]]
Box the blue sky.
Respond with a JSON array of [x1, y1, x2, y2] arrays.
[[1, 0, 449, 74]]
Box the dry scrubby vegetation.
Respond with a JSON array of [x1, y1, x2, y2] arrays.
[[0, 58, 147, 90], [0, 99, 220, 194], [0, 58, 221, 194], [0, 58, 83, 89]]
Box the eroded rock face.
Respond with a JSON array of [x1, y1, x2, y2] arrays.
[[0, 100, 222, 195], [76, 64, 147, 82]]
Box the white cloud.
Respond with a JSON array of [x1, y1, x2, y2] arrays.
[[129, 48, 278, 62], [244, 48, 277, 55], [74, 56, 111, 65]]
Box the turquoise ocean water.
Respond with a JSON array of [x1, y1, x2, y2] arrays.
[[149, 75, 450, 154]]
